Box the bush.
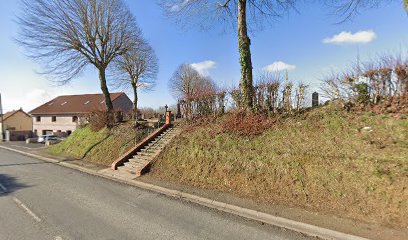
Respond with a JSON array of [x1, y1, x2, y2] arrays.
[[87, 111, 116, 131]]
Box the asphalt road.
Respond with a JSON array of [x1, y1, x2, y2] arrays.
[[0, 148, 314, 240]]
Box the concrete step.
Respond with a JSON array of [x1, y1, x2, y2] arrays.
[[148, 141, 166, 146], [134, 156, 152, 161], [115, 126, 181, 177], [117, 166, 141, 176], [137, 152, 154, 157], [144, 147, 164, 152], [146, 144, 164, 149], [129, 158, 150, 164], [153, 137, 172, 142], [146, 142, 165, 147], [124, 161, 147, 169], [140, 148, 157, 153]]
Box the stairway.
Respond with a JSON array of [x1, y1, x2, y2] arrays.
[[116, 125, 180, 177]]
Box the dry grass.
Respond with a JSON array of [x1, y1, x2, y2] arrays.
[[150, 103, 408, 228]]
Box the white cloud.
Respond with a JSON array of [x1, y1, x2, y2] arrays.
[[263, 61, 296, 72], [2, 88, 58, 113], [323, 30, 376, 44], [190, 60, 216, 76], [26, 88, 52, 102]]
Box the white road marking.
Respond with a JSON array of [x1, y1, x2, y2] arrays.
[[13, 145, 47, 150], [55, 236, 63, 240], [0, 183, 7, 192], [13, 197, 42, 222]]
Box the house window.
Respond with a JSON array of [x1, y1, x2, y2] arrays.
[[52, 116, 57, 122], [36, 116, 41, 122], [72, 116, 78, 122]]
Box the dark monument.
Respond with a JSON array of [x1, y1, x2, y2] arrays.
[[312, 92, 319, 107]]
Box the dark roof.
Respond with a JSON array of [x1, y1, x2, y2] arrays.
[[29, 93, 126, 115], [0, 109, 31, 122]]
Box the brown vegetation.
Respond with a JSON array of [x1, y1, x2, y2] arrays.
[[150, 103, 408, 228], [221, 111, 278, 136]]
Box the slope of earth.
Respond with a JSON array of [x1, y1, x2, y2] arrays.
[[148, 103, 408, 229], [47, 123, 150, 166]]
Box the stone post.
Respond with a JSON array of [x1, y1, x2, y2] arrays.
[[165, 111, 172, 125], [312, 92, 319, 107], [176, 100, 181, 119]]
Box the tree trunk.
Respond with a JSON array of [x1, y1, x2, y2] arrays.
[[132, 83, 138, 120], [99, 68, 114, 111], [238, 0, 254, 110]]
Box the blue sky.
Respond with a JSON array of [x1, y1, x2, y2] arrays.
[[0, 0, 407, 112]]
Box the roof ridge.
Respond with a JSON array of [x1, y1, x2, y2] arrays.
[[55, 92, 124, 97], [1, 109, 30, 122], [28, 92, 129, 115]]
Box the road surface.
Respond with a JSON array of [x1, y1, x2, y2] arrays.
[[0, 148, 314, 240]]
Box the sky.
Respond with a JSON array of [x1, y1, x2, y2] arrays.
[[0, 0, 408, 113]]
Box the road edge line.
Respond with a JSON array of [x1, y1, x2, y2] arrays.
[[0, 145, 370, 240]]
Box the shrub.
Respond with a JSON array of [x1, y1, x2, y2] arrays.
[[87, 111, 116, 131]]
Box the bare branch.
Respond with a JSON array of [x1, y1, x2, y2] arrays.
[[17, 0, 140, 112]]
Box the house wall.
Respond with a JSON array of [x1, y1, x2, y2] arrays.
[[113, 94, 133, 113], [32, 115, 79, 136], [0, 111, 32, 137]]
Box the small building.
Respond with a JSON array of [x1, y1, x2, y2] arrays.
[[29, 92, 133, 136], [0, 108, 33, 141]]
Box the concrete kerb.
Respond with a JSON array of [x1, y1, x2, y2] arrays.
[[0, 145, 370, 240]]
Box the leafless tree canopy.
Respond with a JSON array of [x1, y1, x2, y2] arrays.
[[160, 0, 297, 111], [112, 39, 159, 91], [111, 38, 159, 114], [17, 0, 140, 111], [160, 0, 296, 30], [321, 53, 408, 104], [169, 64, 217, 100], [321, 0, 403, 22]]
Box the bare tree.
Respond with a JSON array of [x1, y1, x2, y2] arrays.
[[17, 0, 139, 112], [111, 38, 159, 118], [169, 64, 217, 119], [160, 0, 296, 111], [256, 71, 282, 112], [169, 64, 203, 100], [322, 0, 407, 22]]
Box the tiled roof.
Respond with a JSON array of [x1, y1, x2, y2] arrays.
[[0, 109, 31, 122], [29, 92, 126, 115]]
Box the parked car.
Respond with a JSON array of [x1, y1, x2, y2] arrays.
[[37, 135, 60, 143]]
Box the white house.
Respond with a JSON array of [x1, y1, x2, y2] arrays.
[[29, 92, 133, 136]]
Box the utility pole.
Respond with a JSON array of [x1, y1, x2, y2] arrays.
[[0, 93, 4, 141]]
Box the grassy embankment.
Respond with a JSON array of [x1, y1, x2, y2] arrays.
[[150, 103, 408, 228], [48, 123, 150, 166]]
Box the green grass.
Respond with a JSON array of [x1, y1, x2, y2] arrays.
[[151, 104, 408, 228], [48, 127, 109, 159], [48, 123, 151, 166]]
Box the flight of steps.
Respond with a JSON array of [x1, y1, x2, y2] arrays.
[[116, 125, 180, 177]]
